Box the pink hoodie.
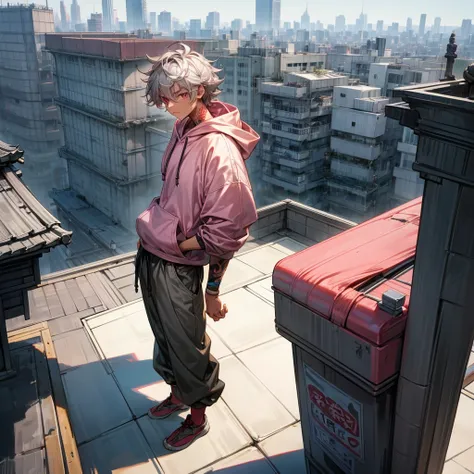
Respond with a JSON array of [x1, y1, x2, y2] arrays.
[[136, 101, 260, 266]]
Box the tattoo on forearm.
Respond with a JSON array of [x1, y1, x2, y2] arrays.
[[206, 256, 230, 295]]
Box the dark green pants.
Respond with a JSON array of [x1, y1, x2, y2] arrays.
[[135, 247, 224, 408]]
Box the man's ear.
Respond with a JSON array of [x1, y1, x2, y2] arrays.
[[196, 85, 205, 99]]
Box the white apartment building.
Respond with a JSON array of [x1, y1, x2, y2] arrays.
[[327, 85, 398, 220], [260, 71, 348, 206], [393, 127, 423, 201]]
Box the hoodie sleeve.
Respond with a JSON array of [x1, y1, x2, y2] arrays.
[[196, 135, 258, 259]]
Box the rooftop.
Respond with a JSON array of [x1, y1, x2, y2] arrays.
[[44, 35, 205, 61], [2, 200, 474, 473]]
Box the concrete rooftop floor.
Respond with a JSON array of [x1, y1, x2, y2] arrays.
[[3, 232, 474, 473]]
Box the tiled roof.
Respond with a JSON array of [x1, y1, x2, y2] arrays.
[[0, 144, 72, 262], [0, 141, 24, 167]]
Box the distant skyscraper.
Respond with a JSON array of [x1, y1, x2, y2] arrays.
[[301, 7, 310, 31], [189, 19, 201, 37], [126, 0, 146, 31], [335, 15, 345, 32], [231, 19, 244, 31], [376, 20, 384, 34], [205, 11, 220, 32], [356, 12, 367, 32], [391, 22, 399, 34], [113, 9, 118, 25], [283, 21, 291, 30], [158, 11, 172, 35], [71, 0, 81, 27], [150, 12, 156, 32], [461, 19, 472, 39], [60, 0, 68, 30], [419, 13, 427, 37], [294, 21, 301, 30], [432, 17, 441, 35], [88, 13, 103, 32], [102, 0, 113, 31], [406, 17, 412, 32], [256, 0, 279, 31], [272, 0, 281, 29]]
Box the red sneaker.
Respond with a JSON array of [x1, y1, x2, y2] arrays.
[[163, 414, 210, 451], [148, 395, 188, 420]]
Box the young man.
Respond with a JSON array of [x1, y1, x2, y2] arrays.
[[134, 43, 259, 451]]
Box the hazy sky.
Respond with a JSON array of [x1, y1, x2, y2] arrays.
[[48, 0, 469, 28]]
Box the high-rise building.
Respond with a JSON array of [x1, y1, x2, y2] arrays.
[[0, 5, 61, 154], [432, 17, 441, 36], [113, 8, 118, 26], [102, 0, 113, 31], [231, 19, 244, 31], [419, 13, 427, 37], [283, 21, 291, 30], [189, 19, 201, 38], [71, 0, 81, 27], [260, 71, 348, 206], [328, 85, 396, 220], [461, 19, 472, 40], [391, 22, 399, 34], [272, 0, 281, 29], [149, 12, 156, 32], [126, 0, 146, 31], [406, 17, 412, 32], [301, 7, 310, 31], [356, 12, 367, 32], [335, 15, 345, 33], [88, 13, 103, 32], [376, 20, 384, 34], [393, 127, 422, 202], [205, 11, 220, 33], [60, 0, 68, 30], [158, 11, 172, 35], [293, 21, 301, 30], [256, 0, 279, 31], [46, 37, 204, 233]]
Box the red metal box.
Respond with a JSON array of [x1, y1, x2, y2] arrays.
[[273, 198, 421, 385]]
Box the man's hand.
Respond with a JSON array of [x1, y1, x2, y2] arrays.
[[205, 293, 228, 322]]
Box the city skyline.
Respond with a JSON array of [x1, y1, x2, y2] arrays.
[[44, 0, 469, 28]]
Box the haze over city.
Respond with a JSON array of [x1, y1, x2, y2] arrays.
[[47, 0, 467, 28]]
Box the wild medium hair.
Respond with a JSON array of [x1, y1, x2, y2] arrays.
[[143, 43, 224, 108]]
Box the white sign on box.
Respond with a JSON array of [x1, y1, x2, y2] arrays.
[[304, 364, 364, 474]]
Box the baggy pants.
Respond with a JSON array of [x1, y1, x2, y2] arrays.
[[134, 246, 224, 408]]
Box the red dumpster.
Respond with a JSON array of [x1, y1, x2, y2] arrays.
[[273, 197, 422, 474]]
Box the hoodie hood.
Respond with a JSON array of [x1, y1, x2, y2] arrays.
[[175, 101, 260, 160]]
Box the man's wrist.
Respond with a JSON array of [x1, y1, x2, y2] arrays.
[[205, 288, 219, 297]]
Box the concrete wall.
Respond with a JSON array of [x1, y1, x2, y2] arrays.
[[331, 107, 387, 138]]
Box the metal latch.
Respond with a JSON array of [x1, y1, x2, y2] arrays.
[[378, 290, 406, 317]]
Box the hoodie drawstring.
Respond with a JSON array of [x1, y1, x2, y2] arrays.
[[162, 137, 178, 182], [175, 136, 189, 186]]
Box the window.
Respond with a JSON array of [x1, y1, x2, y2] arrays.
[[340, 93, 346, 98], [374, 74, 378, 79], [352, 122, 356, 127]]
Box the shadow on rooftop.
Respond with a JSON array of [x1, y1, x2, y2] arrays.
[[0, 342, 305, 473]]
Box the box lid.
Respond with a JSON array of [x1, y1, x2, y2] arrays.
[[273, 198, 421, 345]]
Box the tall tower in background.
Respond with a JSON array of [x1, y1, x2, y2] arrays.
[[102, 0, 113, 31], [335, 15, 345, 33], [256, 0, 279, 31], [406, 17, 412, 32], [70, 0, 81, 29], [60, 0, 68, 30], [419, 13, 427, 37], [432, 17, 441, 36], [158, 10, 172, 35], [272, 0, 280, 30], [126, 0, 146, 31], [301, 6, 310, 31]]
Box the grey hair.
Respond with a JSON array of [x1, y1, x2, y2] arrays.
[[143, 43, 224, 107]]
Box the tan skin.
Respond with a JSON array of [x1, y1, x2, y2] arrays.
[[138, 83, 229, 323]]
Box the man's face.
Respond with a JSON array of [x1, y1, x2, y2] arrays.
[[160, 83, 197, 120]]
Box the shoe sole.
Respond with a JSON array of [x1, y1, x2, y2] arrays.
[[148, 405, 188, 420], [163, 421, 210, 451]]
